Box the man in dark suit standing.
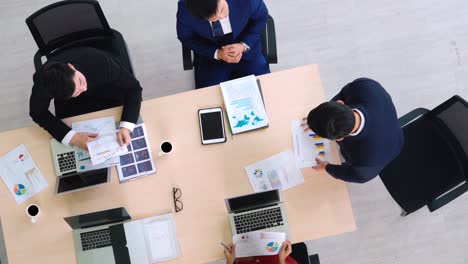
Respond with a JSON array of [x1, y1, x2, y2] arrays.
[[303, 78, 404, 183], [177, 0, 270, 88], [29, 47, 142, 150]]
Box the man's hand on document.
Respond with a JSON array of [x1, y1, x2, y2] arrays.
[[71, 132, 98, 150], [118, 127, 131, 147]]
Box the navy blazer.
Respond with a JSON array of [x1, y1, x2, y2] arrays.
[[176, 0, 268, 61], [325, 78, 404, 183]]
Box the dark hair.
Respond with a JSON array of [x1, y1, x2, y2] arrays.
[[185, 0, 219, 19], [307, 102, 356, 140], [41, 62, 76, 100]]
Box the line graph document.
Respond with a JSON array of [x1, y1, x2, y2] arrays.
[[72, 117, 128, 166], [87, 134, 128, 165]]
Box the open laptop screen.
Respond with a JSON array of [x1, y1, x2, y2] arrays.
[[226, 189, 281, 213], [56, 168, 108, 194], [64, 207, 131, 230]]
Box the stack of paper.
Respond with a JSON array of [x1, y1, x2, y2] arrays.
[[220, 75, 269, 134], [291, 120, 332, 168], [244, 150, 304, 192], [233, 231, 286, 258], [0, 144, 48, 204], [140, 213, 181, 263], [72, 117, 128, 166]]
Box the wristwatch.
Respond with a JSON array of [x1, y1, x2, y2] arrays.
[[241, 42, 251, 53]]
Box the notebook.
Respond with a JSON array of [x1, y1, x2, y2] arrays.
[[140, 213, 181, 262], [220, 75, 269, 134]]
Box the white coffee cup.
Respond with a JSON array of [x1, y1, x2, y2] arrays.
[[26, 204, 41, 224], [158, 141, 173, 156]]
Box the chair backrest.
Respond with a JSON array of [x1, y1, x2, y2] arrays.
[[290, 242, 312, 264], [429, 95, 468, 174], [26, 0, 112, 55], [261, 15, 278, 64], [380, 95, 468, 214]]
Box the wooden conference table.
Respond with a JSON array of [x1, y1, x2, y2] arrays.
[[0, 65, 355, 263]]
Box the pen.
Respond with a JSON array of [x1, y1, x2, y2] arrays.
[[220, 242, 230, 251]]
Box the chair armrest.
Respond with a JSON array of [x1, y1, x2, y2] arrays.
[[265, 15, 277, 64], [182, 45, 193, 70], [34, 50, 43, 72], [428, 181, 468, 212], [398, 108, 429, 127], [290, 242, 311, 264], [309, 254, 321, 264]]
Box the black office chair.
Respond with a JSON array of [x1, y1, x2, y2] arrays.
[[182, 15, 278, 71], [290, 242, 321, 264], [25, 0, 134, 118], [380, 95, 468, 216]]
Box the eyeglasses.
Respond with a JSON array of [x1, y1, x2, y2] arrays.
[[173, 187, 183, 213]]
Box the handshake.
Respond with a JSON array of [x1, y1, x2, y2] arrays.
[[217, 43, 247, 64]]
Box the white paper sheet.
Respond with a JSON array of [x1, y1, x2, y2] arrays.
[[72, 117, 127, 166], [245, 150, 304, 192], [139, 213, 181, 262], [221, 75, 269, 134], [291, 120, 332, 168], [87, 134, 128, 166], [233, 231, 286, 258], [0, 144, 48, 204]]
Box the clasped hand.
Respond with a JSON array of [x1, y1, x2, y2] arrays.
[[218, 43, 245, 63]]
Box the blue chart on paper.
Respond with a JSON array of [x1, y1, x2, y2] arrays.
[[231, 98, 264, 128], [233, 113, 264, 128]]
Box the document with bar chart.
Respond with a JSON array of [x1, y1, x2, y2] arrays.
[[291, 120, 332, 168], [0, 144, 48, 204], [244, 150, 304, 192]]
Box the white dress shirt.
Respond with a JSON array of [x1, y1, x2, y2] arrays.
[[212, 16, 233, 60], [349, 109, 365, 136]]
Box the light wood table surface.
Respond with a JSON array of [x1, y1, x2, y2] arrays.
[[0, 65, 355, 263]]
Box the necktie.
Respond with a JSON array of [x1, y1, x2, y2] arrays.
[[212, 20, 224, 37]]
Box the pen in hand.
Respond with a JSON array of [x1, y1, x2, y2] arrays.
[[220, 242, 230, 251]]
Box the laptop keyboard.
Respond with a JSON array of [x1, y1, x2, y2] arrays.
[[57, 151, 76, 173], [234, 207, 284, 234], [80, 229, 112, 251]]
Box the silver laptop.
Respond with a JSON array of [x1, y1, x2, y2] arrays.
[[225, 189, 290, 238], [50, 139, 111, 195], [64, 207, 149, 264]]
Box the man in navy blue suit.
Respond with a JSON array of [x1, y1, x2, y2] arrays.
[[303, 78, 404, 183], [177, 0, 270, 88]]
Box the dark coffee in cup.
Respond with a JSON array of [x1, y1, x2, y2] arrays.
[[28, 205, 39, 216], [161, 142, 173, 153]]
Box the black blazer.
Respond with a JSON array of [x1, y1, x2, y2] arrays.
[[325, 78, 404, 183], [29, 47, 143, 142]]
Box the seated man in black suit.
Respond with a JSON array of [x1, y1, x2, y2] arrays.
[[303, 78, 404, 183], [29, 47, 142, 150]]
